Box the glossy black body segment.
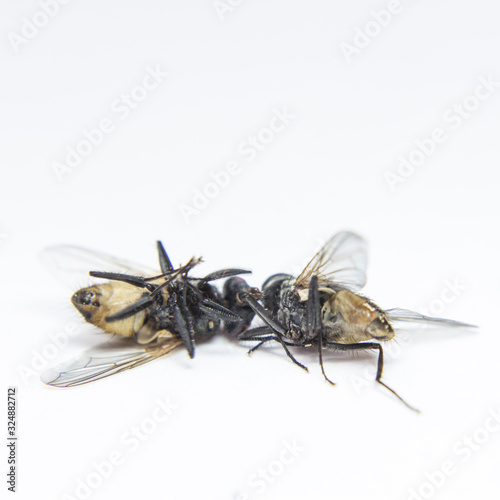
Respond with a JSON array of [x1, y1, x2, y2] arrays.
[[87, 241, 251, 359]]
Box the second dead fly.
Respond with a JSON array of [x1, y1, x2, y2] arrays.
[[236, 232, 476, 412]]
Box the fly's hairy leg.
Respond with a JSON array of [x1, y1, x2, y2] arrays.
[[308, 275, 335, 385], [238, 300, 308, 372], [324, 340, 419, 413]]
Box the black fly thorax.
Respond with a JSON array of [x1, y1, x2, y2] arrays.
[[278, 285, 310, 342], [279, 283, 347, 343]]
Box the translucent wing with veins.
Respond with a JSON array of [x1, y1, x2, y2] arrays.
[[385, 308, 478, 332], [41, 338, 183, 387], [39, 245, 156, 289], [296, 231, 368, 291]]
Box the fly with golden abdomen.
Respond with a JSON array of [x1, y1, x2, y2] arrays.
[[39, 241, 253, 387], [237, 232, 476, 412]]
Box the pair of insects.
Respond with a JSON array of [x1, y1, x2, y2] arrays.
[[41, 232, 475, 411]]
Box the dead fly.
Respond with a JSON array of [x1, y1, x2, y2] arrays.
[[237, 232, 476, 412], [39, 242, 252, 387]]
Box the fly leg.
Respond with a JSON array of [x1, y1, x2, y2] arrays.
[[323, 341, 419, 413], [308, 275, 336, 385], [240, 327, 306, 350], [238, 327, 274, 354], [89, 271, 156, 292], [156, 241, 174, 273], [171, 284, 198, 359], [239, 327, 308, 371], [238, 301, 308, 371]]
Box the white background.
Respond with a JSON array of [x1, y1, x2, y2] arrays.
[[1, 1, 499, 499]]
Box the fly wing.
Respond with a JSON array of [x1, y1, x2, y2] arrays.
[[296, 232, 367, 291], [41, 338, 183, 387], [385, 308, 478, 332], [39, 245, 156, 289]]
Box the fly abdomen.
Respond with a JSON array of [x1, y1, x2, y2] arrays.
[[321, 290, 395, 343]]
